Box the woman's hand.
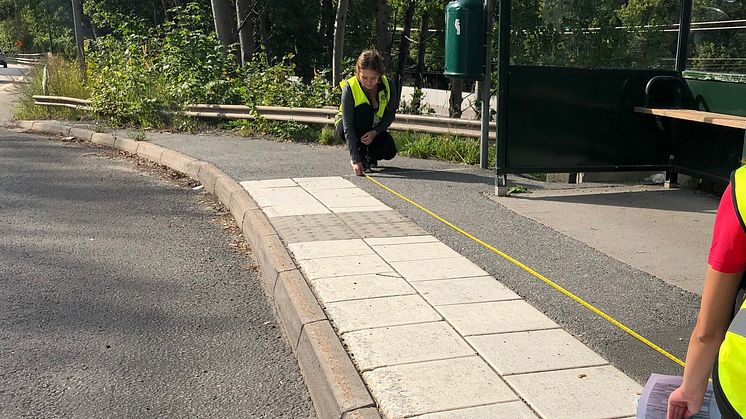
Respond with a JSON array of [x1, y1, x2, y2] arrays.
[[667, 386, 703, 419], [351, 160, 364, 176], [360, 130, 377, 145]]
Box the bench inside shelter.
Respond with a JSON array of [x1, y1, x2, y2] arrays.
[[631, 71, 746, 186]]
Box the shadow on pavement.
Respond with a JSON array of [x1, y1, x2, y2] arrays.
[[509, 188, 718, 214]]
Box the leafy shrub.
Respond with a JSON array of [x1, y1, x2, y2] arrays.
[[239, 53, 334, 108], [86, 2, 242, 126]]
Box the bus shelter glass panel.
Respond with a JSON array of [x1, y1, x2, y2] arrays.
[[509, 0, 681, 70], [687, 2, 746, 75]]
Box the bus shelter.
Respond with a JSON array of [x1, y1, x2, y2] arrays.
[[487, 0, 746, 194]]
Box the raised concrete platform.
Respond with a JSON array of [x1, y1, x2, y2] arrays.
[[241, 176, 642, 419]]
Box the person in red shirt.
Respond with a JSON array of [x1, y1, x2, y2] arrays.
[[668, 183, 746, 418]]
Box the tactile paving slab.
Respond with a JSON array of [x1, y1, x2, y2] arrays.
[[338, 211, 428, 238], [337, 210, 408, 225], [271, 213, 358, 243]]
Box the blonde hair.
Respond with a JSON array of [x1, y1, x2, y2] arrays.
[[354, 49, 385, 76]]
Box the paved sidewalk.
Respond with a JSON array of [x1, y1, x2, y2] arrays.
[[241, 176, 641, 418]]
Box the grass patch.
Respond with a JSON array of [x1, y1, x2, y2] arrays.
[[393, 131, 495, 167], [318, 126, 342, 145], [14, 56, 90, 121]]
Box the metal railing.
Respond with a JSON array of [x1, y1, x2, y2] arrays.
[[8, 53, 47, 66], [33, 95, 496, 139]]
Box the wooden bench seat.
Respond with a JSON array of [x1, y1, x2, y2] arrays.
[[634, 107, 746, 130]]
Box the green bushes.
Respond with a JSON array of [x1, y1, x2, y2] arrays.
[[86, 2, 242, 127]]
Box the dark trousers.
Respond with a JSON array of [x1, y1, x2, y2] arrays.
[[335, 122, 397, 162]]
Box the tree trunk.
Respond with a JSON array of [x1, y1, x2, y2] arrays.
[[332, 0, 349, 86], [414, 9, 429, 90], [235, 0, 254, 65], [449, 78, 463, 118], [375, 0, 390, 64], [394, 0, 416, 100], [319, 0, 333, 39], [47, 16, 54, 53], [258, 5, 271, 64], [293, 1, 317, 83], [71, 0, 86, 78], [211, 0, 238, 61], [317, 0, 334, 79]]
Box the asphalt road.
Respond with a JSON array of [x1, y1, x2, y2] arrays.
[[144, 131, 701, 384], [0, 129, 314, 418]]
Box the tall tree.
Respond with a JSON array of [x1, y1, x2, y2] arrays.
[[414, 8, 429, 89], [257, 4, 270, 64], [71, 0, 85, 76], [235, 0, 253, 65], [375, 0, 390, 63], [394, 0, 416, 99], [211, 0, 237, 59], [332, 0, 348, 85], [449, 78, 463, 118]]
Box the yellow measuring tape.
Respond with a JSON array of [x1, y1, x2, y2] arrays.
[[366, 174, 686, 368]]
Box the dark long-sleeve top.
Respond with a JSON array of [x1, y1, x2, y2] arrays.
[[340, 77, 398, 162]]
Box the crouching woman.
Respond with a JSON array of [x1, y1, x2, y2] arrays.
[[335, 49, 398, 176]]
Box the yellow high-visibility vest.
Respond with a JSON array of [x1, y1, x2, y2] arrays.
[[335, 75, 390, 127], [719, 165, 746, 415]]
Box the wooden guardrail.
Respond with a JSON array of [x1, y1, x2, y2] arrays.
[[33, 95, 497, 139]]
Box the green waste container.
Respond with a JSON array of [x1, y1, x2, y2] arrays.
[[444, 0, 485, 80]]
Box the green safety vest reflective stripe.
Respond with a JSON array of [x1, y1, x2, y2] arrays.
[[719, 165, 746, 415], [335, 75, 390, 127]]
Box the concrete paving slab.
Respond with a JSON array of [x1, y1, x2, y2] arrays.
[[294, 176, 357, 189], [371, 241, 463, 262], [364, 236, 439, 246], [309, 188, 374, 199], [263, 204, 330, 218], [412, 401, 538, 419], [297, 254, 392, 280], [437, 300, 559, 336], [505, 365, 641, 419], [250, 186, 319, 207], [411, 276, 521, 306], [288, 239, 374, 260], [240, 178, 297, 190], [324, 295, 442, 333], [391, 257, 489, 282], [363, 356, 518, 418], [467, 329, 608, 375], [245, 186, 304, 199], [311, 273, 415, 303], [341, 321, 475, 372]]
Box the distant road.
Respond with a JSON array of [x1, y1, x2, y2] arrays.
[[0, 63, 31, 84]]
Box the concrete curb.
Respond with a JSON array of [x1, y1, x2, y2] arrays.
[[15, 120, 380, 419]]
